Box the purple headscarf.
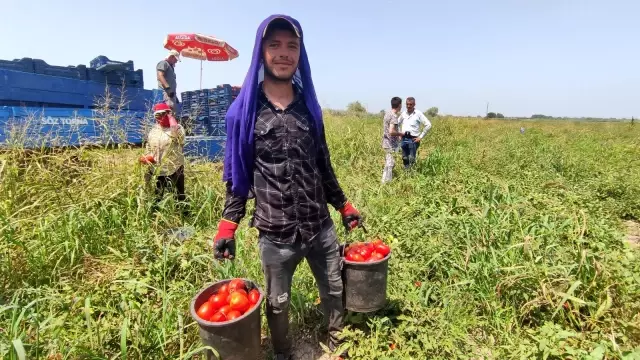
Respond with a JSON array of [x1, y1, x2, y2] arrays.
[[223, 14, 324, 197]]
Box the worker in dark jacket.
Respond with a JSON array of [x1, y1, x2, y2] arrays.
[[212, 14, 362, 360]]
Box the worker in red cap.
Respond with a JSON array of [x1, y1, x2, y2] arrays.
[[140, 103, 187, 213]]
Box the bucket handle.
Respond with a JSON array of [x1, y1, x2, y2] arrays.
[[340, 223, 369, 257]]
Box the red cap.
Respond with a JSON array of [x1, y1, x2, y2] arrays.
[[153, 103, 172, 115]]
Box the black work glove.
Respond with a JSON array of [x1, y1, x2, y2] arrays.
[[214, 238, 236, 260], [213, 219, 238, 261]]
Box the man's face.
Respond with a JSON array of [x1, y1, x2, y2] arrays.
[[406, 100, 416, 113], [262, 29, 300, 82], [168, 56, 178, 66]]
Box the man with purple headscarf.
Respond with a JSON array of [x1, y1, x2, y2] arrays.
[[211, 15, 363, 359]]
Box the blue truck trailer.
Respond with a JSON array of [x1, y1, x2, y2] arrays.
[[0, 56, 228, 161]]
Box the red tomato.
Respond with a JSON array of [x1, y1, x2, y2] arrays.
[[248, 289, 260, 305], [226, 310, 242, 320], [218, 305, 232, 317], [374, 243, 391, 257], [358, 246, 373, 260], [346, 250, 362, 261], [145, 154, 155, 163], [208, 293, 228, 310], [229, 292, 251, 313], [219, 284, 229, 294], [372, 238, 383, 247], [370, 252, 385, 261], [228, 279, 246, 293], [196, 301, 216, 321], [210, 311, 226, 323], [351, 253, 365, 262]]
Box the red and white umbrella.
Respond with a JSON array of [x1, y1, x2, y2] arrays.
[[163, 33, 239, 89]]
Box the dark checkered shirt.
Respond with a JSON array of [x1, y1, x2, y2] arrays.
[[221, 85, 347, 244]]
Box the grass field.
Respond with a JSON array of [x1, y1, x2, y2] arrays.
[[1, 114, 640, 359]]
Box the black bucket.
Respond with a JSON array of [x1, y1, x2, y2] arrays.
[[190, 279, 264, 360], [341, 246, 391, 313]]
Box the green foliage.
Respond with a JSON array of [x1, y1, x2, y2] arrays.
[[496, 113, 505, 118], [347, 101, 367, 115], [1, 116, 639, 359], [426, 107, 439, 118], [487, 112, 497, 118]]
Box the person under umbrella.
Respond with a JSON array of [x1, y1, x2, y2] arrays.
[[211, 14, 363, 360], [157, 50, 181, 115]]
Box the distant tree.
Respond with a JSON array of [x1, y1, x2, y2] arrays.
[[347, 101, 367, 114], [531, 114, 553, 119], [497, 113, 505, 118], [426, 106, 439, 118], [379, 109, 385, 116], [486, 112, 497, 119]]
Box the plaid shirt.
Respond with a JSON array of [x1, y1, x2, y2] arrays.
[[221, 85, 347, 244]]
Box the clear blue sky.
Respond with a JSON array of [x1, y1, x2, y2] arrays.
[[2, 0, 638, 118]]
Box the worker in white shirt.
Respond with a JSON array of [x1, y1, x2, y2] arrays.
[[396, 97, 432, 169], [140, 103, 188, 213]]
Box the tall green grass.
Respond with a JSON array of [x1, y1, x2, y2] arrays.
[[1, 115, 639, 359]]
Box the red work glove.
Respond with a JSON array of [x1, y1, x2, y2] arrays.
[[213, 219, 237, 260], [339, 201, 362, 232]]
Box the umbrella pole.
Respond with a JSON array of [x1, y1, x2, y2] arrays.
[[200, 60, 203, 90]]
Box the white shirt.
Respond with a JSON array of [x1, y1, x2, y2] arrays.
[[146, 124, 185, 176], [397, 109, 432, 139]]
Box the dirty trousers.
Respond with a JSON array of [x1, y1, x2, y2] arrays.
[[259, 219, 344, 355]]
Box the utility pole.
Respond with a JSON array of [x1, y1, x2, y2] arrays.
[[485, 102, 489, 117]]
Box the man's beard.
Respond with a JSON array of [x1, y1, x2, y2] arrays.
[[264, 63, 295, 83]]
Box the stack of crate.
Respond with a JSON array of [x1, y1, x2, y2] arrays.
[[180, 89, 210, 136], [180, 84, 240, 136]]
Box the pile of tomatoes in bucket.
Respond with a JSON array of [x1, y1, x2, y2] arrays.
[[344, 238, 391, 262], [196, 278, 261, 323]]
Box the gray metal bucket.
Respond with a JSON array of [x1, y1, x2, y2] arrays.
[[189, 279, 264, 360], [341, 246, 391, 313]]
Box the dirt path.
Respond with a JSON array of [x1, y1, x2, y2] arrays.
[[260, 327, 336, 360], [624, 220, 640, 248]]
